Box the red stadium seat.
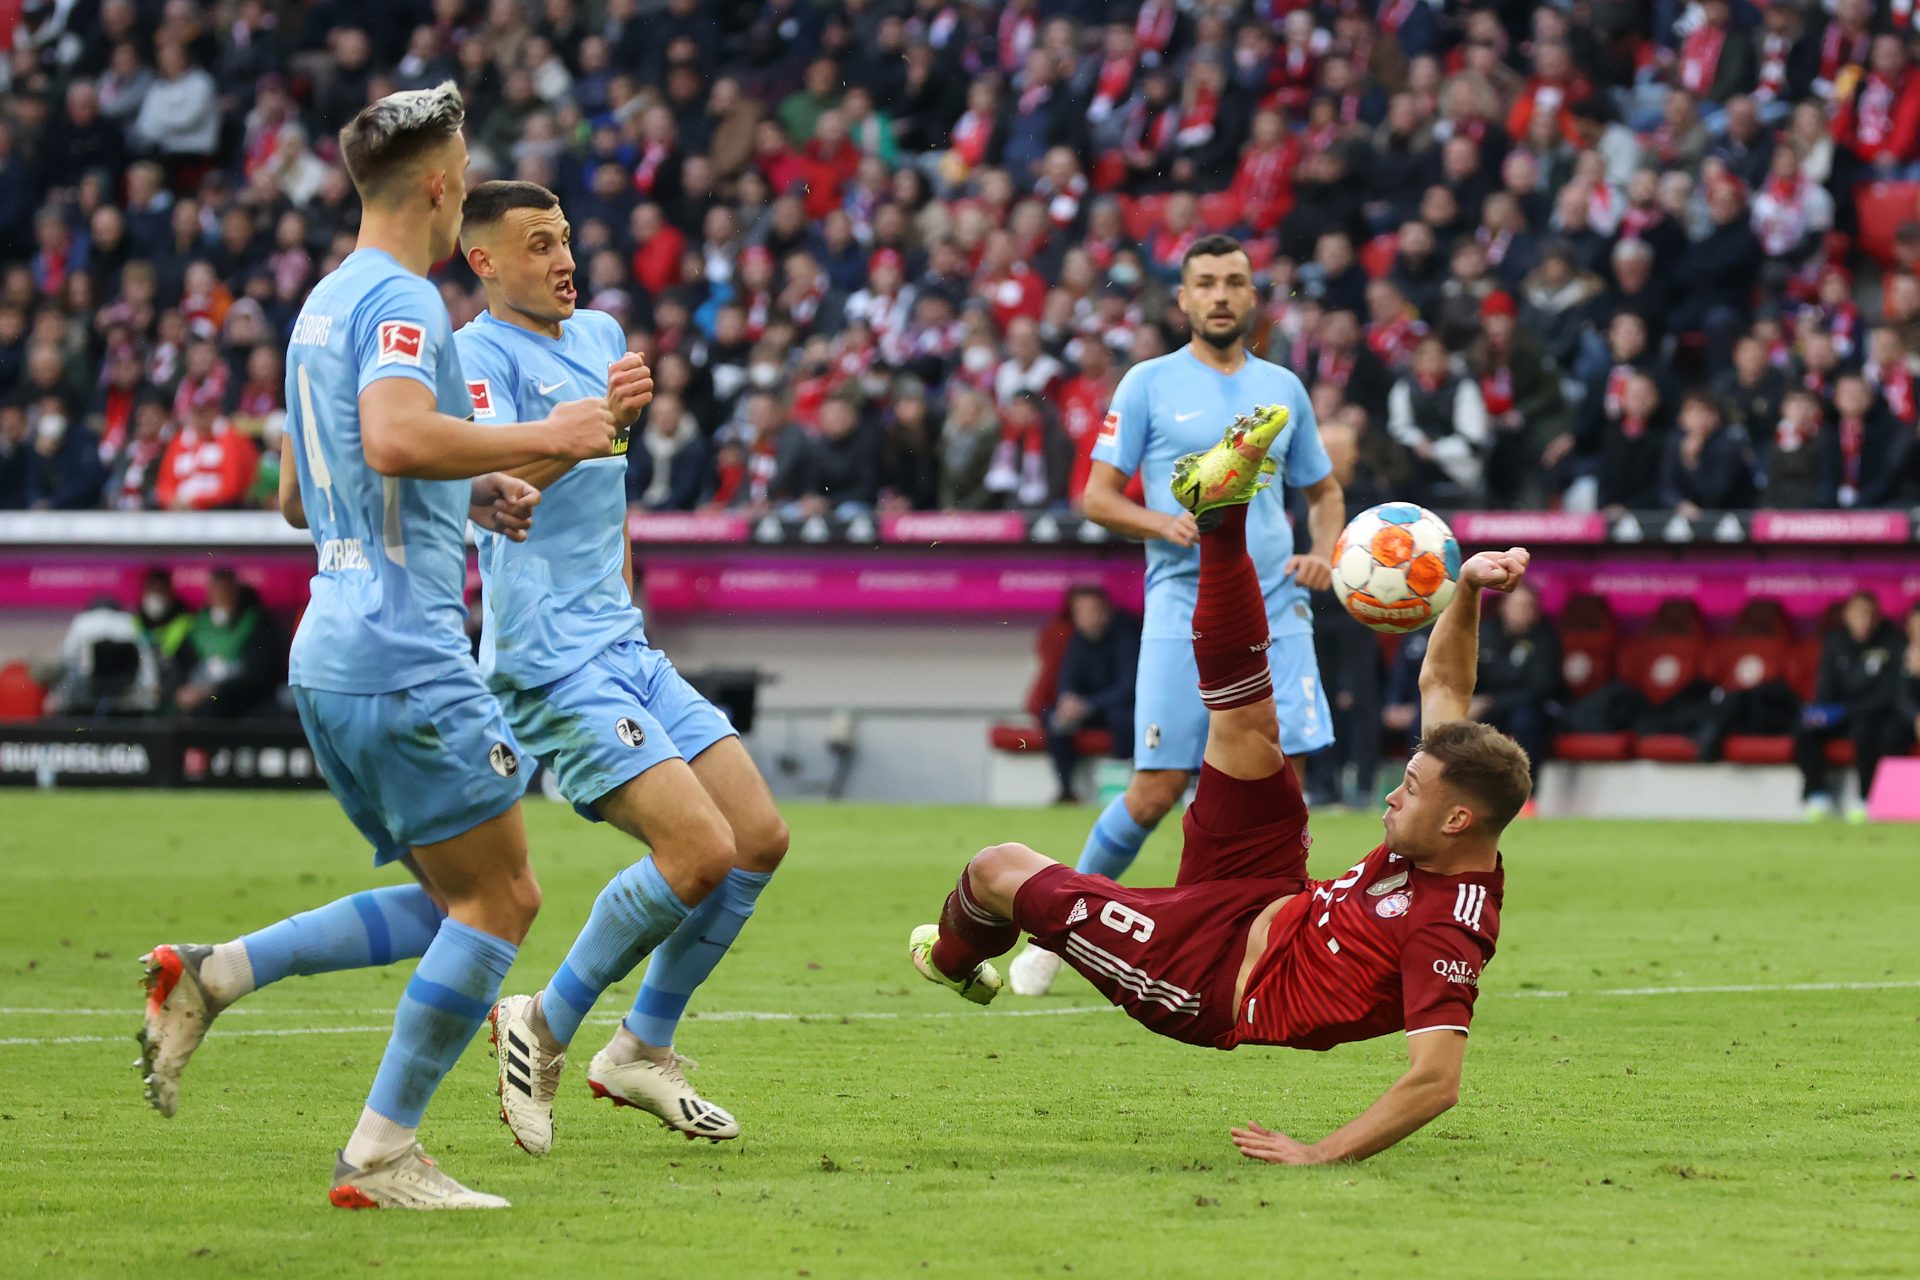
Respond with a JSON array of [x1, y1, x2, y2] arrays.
[[1618, 633, 1705, 705], [1554, 732, 1635, 761], [1637, 734, 1700, 762], [1706, 634, 1789, 691], [1091, 154, 1128, 193], [1558, 629, 1617, 701], [1787, 637, 1826, 701], [1646, 599, 1708, 638], [1854, 181, 1920, 266], [1245, 238, 1276, 270], [1723, 735, 1794, 765], [1360, 233, 1399, 279], [1197, 191, 1242, 233], [1825, 738, 1856, 767], [1559, 593, 1619, 639], [1730, 598, 1792, 639], [1121, 194, 1173, 240], [0, 662, 44, 721], [986, 615, 1114, 758]]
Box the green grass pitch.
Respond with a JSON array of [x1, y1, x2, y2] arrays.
[[2, 792, 1917, 1278]]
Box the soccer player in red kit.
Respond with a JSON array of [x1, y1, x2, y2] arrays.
[[909, 403, 1534, 1165]]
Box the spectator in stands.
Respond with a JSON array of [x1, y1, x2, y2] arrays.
[[1796, 592, 1906, 821], [15, 398, 105, 509], [1718, 334, 1789, 438], [627, 392, 709, 512], [939, 386, 1000, 511], [154, 383, 258, 511], [172, 567, 281, 719], [1470, 582, 1559, 768], [1826, 374, 1908, 509], [1469, 289, 1567, 509], [788, 392, 878, 518], [1043, 585, 1137, 806], [128, 42, 220, 173], [1660, 392, 1758, 516], [1759, 390, 1834, 509], [1386, 335, 1488, 507]]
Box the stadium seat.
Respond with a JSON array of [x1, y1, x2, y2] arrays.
[[1559, 593, 1619, 639], [1723, 735, 1794, 765], [1197, 191, 1243, 233], [1090, 153, 1128, 193], [1825, 738, 1856, 768], [1706, 634, 1790, 691], [1619, 633, 1706, 705], [1853, 180, 1920, 266], [986, 616, 1114, 759], [1787, 637, 1826, 701], [1730, 599, 1792, 639], [1636, 734, 1701, 762], [1553, 731, 1635, 761], [1245, 238, 1276, 270], [1646, 599, 1708, 638], [1559, 630, 1617, 701], [1360, 233, 1398, 279], [0, 662, 45, 721], [1121, 194, 1173, 240]]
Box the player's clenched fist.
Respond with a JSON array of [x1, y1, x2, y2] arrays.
[[608, 352, 654, 425], [544, 397, 618, 460], [1459, 546, 1530, 593]]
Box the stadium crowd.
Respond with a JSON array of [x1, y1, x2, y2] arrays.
[[4, 0, 1920, 514]]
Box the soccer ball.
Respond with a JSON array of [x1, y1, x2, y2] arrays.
[[1331, 503, 1462, 634]]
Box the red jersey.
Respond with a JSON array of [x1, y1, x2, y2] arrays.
[[1232, 843, 1503, 1051]]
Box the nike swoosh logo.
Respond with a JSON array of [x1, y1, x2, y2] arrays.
[[538, 379, 566, 395], [1174, 411, 1202, 422]]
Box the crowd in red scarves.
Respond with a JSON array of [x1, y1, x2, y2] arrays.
[[3, 0, 1920, 517]]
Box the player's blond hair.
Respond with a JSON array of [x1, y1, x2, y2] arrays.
[[1416, 720, 1533, 832], [339, 82, 465, 202]]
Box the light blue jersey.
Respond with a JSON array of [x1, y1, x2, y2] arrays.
[[456, 307, 734, 819], [1091, 348, 1331, 642], [456, 308, 641, 691], [283, 248, 476, 694], [1091, 346, 1335, 765]]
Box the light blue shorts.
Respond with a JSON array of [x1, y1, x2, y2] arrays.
[[1133, 631, 1333, 770], [294, 668, 529, 866], [497, 638, 737, 821]]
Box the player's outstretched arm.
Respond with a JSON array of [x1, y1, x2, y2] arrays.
[[1418, 547, 1531, 726], [360, 379, 615, 480], [1230, 1028, 1466, 1166], [1083, 461, 1198, 548]]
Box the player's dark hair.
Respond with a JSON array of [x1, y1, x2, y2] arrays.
[[1417, 720, 1533, 833], [462, 180, 561, 232], [339, 82, 465, 202], [1180, 234, 1248, 276]]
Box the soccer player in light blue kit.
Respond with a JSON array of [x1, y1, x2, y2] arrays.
[[1008, 234, 1346, 997], [134, 86, 626, 1210], [452, 181, 789, 1155]]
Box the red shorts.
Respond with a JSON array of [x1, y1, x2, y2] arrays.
[[1012, 763, 1312, 1049]]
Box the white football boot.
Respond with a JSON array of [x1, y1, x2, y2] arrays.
[[329, 1145, 509, 1210], [137, 943, 224, 1118], [586, 1045, 740, 1141], [488, 994, 565, 1156], [1007, 944, 1064, 997]]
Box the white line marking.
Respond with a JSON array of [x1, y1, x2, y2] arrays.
[[6, 980, 1918, 1048]]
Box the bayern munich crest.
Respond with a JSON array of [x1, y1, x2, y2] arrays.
[[1375, 890, 1411, 919]]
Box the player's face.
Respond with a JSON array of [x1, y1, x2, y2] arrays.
[[488, 206, 578, 325], [1382, 752, 1465, 860], [1178, 252, 1256, 351]]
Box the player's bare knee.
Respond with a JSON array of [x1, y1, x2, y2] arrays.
[[1126, 772, 1185, 825], [737, 811, 789, 874], [967, 842, 1044, 910]]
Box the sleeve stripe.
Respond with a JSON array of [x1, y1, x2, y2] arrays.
[[1405, 1024, 1470, 1037]]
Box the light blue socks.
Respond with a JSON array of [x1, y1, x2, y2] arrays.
[[625, 868, 773, 1046]]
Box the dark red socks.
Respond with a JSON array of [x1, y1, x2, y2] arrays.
[[931, 868, 1018, 978], [1192, 504, 1272, 710]]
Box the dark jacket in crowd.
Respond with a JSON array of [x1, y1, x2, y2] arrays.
[[1659, 424, 1758, 510], [1476, 621, 1562, 721], [1056, 611, 1140, 728], [1823, 409, 1908, 508]]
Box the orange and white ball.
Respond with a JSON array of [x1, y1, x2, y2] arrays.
[[1331, 503, 1462, 634]]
